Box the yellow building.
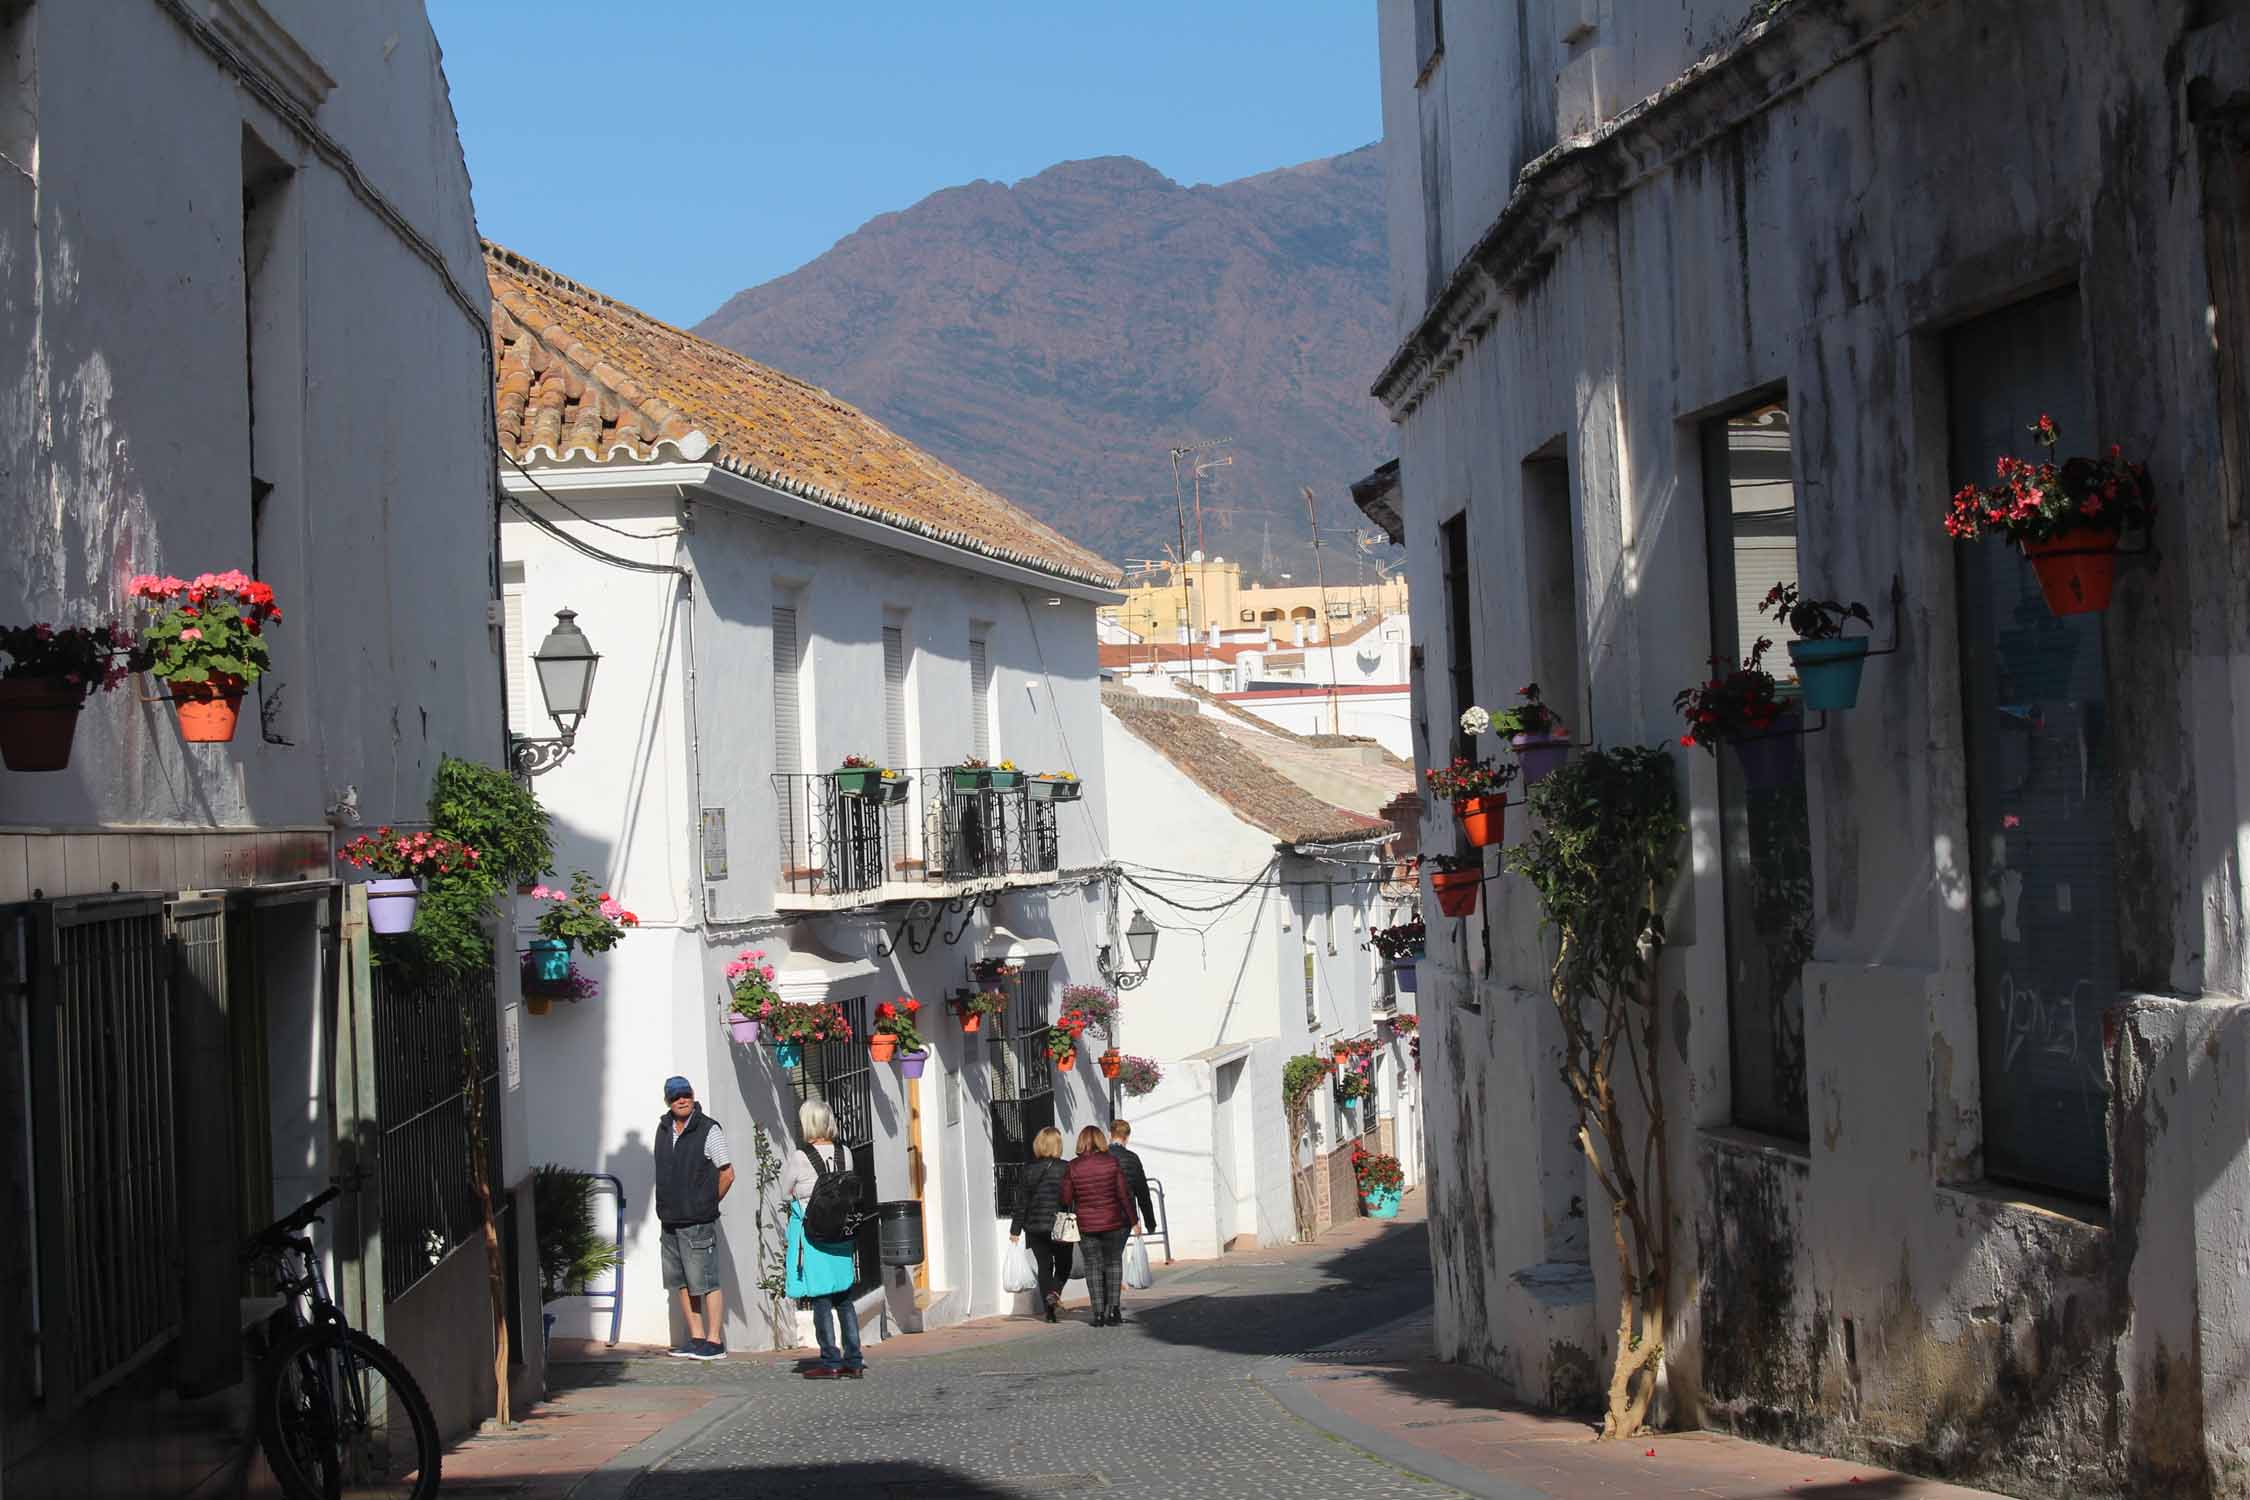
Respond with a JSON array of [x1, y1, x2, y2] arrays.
[[1099, 555, 1408, 645]]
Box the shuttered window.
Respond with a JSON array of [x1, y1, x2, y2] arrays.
[[772, 606, 802, 775], [502, 588, 529, 733], [883, 625, 909, 770], [969, 636, 992, 761]]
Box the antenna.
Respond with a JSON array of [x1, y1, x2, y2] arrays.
[[1192, 453, 1233, 556], [1303, 486, 1343, 735], [1167, 439, 1232, 690]]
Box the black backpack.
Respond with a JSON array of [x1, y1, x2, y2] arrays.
[[802, 1144, 863, 1245]]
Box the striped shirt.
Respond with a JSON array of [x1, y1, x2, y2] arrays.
[[700, 1123, 732, 1169]]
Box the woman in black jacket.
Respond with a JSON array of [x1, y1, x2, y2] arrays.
[[1008, 1127, 1071, 1320]]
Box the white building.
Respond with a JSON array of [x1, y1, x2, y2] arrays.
[[1098, 691, 1417, 1259], [0, 3, 513, 1493], [1373, 1, 2250, 1494], [488, 245, 1150, 1353]]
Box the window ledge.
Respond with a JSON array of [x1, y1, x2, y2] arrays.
[[1698, 1124, 1812, 1165], [1937, 1178, 2110, 1232]]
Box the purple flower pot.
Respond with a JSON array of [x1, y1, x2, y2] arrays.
[[727, 1016, 761, 1045], [1511, 731, 1573, 787], [1728, 709, 1804, 792], [899, 1050, 929, 1079], [1393, 961, 1418, 995], [365, 877, 422, 935]]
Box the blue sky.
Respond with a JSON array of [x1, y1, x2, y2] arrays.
[[430, 1, 1382, 327]]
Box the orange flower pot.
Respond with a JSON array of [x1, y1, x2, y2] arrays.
[[525, 995, 552, 1017], [0, 680, 84, 771], [1455, 794, 1505, 848], [869, 1034, 899, 1062], [2022, 529, 2120, 616], [1432, 868, 1482, 918], [958, 1010, 982, 1033], [170, 673, 246, 743], [1099, 1049, 1122, 1079], [1054, 1050, 1077, 1071]]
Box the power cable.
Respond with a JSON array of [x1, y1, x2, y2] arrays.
[[505, 451, 684, 542]]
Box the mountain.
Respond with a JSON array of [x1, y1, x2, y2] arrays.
[[694, 147, 1395, 580]]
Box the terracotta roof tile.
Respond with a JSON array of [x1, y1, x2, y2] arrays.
[[484, 242, 1120, 587], [1105, 693, 1392, 848]]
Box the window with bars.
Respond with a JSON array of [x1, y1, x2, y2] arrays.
[[987, 971, 1054, 1217], [1440, 513, 1475, 764], [370, 964, 502, 1304], [787, 995, 878, 1294]]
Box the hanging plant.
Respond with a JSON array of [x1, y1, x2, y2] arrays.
[[953, 988, 1008, 1033], [1060, 983, 1120, 1041], [1762, 583, 1874, 712], [1116, 1054, 1164, 1097], [339, 828, 481, 938], [871, 996, 927, 1071], [126, 570, 282, 743], [1369, 919, 1425, 963], [1045, 1006, 1091, 1067], [1944, 415, 2153, 615], [726, 947, 780, 1042], [0, 622, 150, 771], [529, 871, 639, 953]]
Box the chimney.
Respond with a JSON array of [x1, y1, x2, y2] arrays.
[[1208, 622, 1220, 648]]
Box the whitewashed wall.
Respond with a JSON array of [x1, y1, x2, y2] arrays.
[[1220, 689, 1413, 760]]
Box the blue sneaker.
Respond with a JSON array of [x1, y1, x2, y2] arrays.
[[687, 1339, 727, 1361], [666, 1341, 698, 1359]]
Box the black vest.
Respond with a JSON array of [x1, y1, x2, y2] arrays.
[[654, 1108, 722, 1228]]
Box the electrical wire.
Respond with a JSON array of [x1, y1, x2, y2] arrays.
[[506, 452, 685, 541], [504, 492, 686, 576]]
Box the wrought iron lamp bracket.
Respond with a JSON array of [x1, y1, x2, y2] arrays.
[[509, 731, 576, 778]]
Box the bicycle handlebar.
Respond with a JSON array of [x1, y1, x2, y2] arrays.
[[243, 1181, 346, 1257]]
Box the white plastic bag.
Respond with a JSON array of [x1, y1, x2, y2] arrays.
[[1002, 1241, 1039, 1294], [1123, 1235, 1153, 1290]]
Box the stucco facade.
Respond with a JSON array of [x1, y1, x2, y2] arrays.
[[1376, 1, 2250, 1495]]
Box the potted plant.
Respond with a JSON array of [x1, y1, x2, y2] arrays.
[[1389, 1013, 1419, 1036], [1027, 770, 1083, 802], [0, 622, 149, 771], [1370, 919, 1425, 994], [953, 988, 1007, 1032], [1423, 756, 1517, 848], [870, 996, 929, 1076], [340, 827, 481, 936], [1353, 1149, 1405, 1218], [1429, 853, 1483, 918], [1945, 415, 2154, 616], [126, 570, 281, 743], [520, 956, 598, 1015], [1762, 583, 1874, 711], [533, 1164, 622, 1311], [765, 999, 852, 1070], [1465, 684, 1571, 786], [1046, 1006, 1091, 1070], [725, 947, 779, 1044], [1674, 640, 1799, 791], [834, 753, 908, 802], [989, 759, 1023, 789], [972, 957, 1020, 983], [1117, 1054, 1163, 1098], [951, 756, 993, 792]]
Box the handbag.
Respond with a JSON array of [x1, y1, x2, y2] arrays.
[[1050, 1210, 1081, 1244]]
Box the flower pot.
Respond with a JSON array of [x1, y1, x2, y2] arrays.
[[951, 767, 992, 792], [1363, 1186, 1402, 1219], [869, 1033, 899, 1063], [773, 1040, 803, 1070], [957, 1008, 984, 1033], [1511, 730, 1572, 787], [899, 1050, 929, 1080], [1455, 794, 1505, 848], [0, 680, 83, 772], [989, 769, 1023, 789], [1027, 777, 1082, 802], [364, 877, 422, 936], [170, 673, 246, 743], [872, 774, 912, 806], [1054, 1049, 1077, 1072], [2022, 528, 2120, 616], [727, 1016, 761, 1045], [833, 767, 883, 796], [1431, 868, 1481, 918], [1099, 1049, 1122, 1079], [528, 938, 573, 983], [1393, 960, 1418, 995], [1727, 709, 1804, 793], [1788, 637, 1871, 712], [525, 995, 552, 1017]]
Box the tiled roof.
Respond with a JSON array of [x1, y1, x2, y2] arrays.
[[485, 243, 1120, 588], [1105, 693, 1392, 848], [1098, 641, 1264, 669]]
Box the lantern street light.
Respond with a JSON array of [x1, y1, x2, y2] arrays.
[[1100, 907, 1161, 991], [510, 607, 600, 777]]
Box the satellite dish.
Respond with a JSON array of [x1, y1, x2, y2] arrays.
[[1189, 550, 1206, 563]]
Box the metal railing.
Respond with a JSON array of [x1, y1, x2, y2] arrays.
[[773, 769, 1064, 899], [370, 965, 501, 1303]]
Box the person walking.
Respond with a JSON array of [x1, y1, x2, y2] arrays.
[[1061, 1124, 1135, 1326], [1107, 1118, 1158, 1243], [1007, 1127, 1072, 1321], [653, 1076, 733, 1360], [781, 1099, 864, 1378]]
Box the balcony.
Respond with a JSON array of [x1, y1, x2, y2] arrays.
[[772, 768, 1066, 908]]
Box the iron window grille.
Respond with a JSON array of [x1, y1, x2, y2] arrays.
[[786, 995, 878, 1295], [370, 964, 502, 1304], [987, 970, 1054, 1218]]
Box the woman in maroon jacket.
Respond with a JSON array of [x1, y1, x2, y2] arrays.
[[1060, 1124, 1139, 1326]]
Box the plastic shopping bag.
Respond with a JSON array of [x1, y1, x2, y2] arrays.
[[1123, 1235, 1153, 1290], [1002, 1241, 1039, 1294]]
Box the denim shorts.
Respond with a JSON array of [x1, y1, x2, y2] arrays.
[[661, 1220, 720, 1295]]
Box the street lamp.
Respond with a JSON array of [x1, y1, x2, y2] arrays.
[[510, 607, 600, 777], [1100, 908, 1161, 990]]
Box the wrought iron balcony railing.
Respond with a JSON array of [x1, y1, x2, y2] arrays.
[[772, 768, 1066, 901]]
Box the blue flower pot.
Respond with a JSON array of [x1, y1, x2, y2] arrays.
[[529, 939, 572, 983], [1363, 1186, 1401, 1219], [1393, 961, 1418, 995], [773, 1041, 803, 1070], [1728, 709, 1803, 793], [1788, 637, 1870, 712]]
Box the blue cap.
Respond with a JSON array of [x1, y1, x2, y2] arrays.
[[664, 1075, 694, 1101]]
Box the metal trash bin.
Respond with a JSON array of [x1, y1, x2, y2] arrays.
[[877, 1200, 924, 1267]]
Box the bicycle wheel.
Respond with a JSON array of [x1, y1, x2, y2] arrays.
[[256, 1324, 442, 1500]]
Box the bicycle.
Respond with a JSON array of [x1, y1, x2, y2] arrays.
[[243, 1181, 442, 1500]]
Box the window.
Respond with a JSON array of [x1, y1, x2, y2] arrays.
[[1702, 401, 1811, 1142], [1440, 513, 1475, 762], [500, 563, 528, 734], [0, 0, 34, 176], [242, 126, 297, 744], [988, 972, 1055, 1216], [1413, 0, 1444, 83], [968, 632, 992, 762], [789, 996, 878, 1294], [1948, 289, 2112, 1202], [772, 604, 803, 775], [1522, 444, 1584, 729], [882, 620, 911, 772]]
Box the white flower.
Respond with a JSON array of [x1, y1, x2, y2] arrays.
[[1459, 705, 1491, 736]]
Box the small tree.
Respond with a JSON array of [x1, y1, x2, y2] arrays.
[[1503, 745, 1685, 1439], [751, 1126, 791, 1348], [1281, 1053, 1335, 1241]]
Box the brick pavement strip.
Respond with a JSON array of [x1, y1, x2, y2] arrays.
[[443, 1200, 2009, 1499]]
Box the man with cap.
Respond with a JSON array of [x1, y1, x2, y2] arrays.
[[655, 1075, 734, 1359]]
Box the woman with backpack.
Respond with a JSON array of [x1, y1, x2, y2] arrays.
[[1007, 1127, 1072, 1321], [1060, 1124, 1138, 1327], [782, 1099, 864, 1378]]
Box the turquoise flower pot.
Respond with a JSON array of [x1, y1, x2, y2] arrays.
[[529, 939, 571, 983], [773, 1041, 803, 1070], [1787, 637, 1870, 712], [1363, 1186, 1401, 1219]]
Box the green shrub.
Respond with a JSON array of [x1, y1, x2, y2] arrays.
[[533, 1163, 619, 1303]]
